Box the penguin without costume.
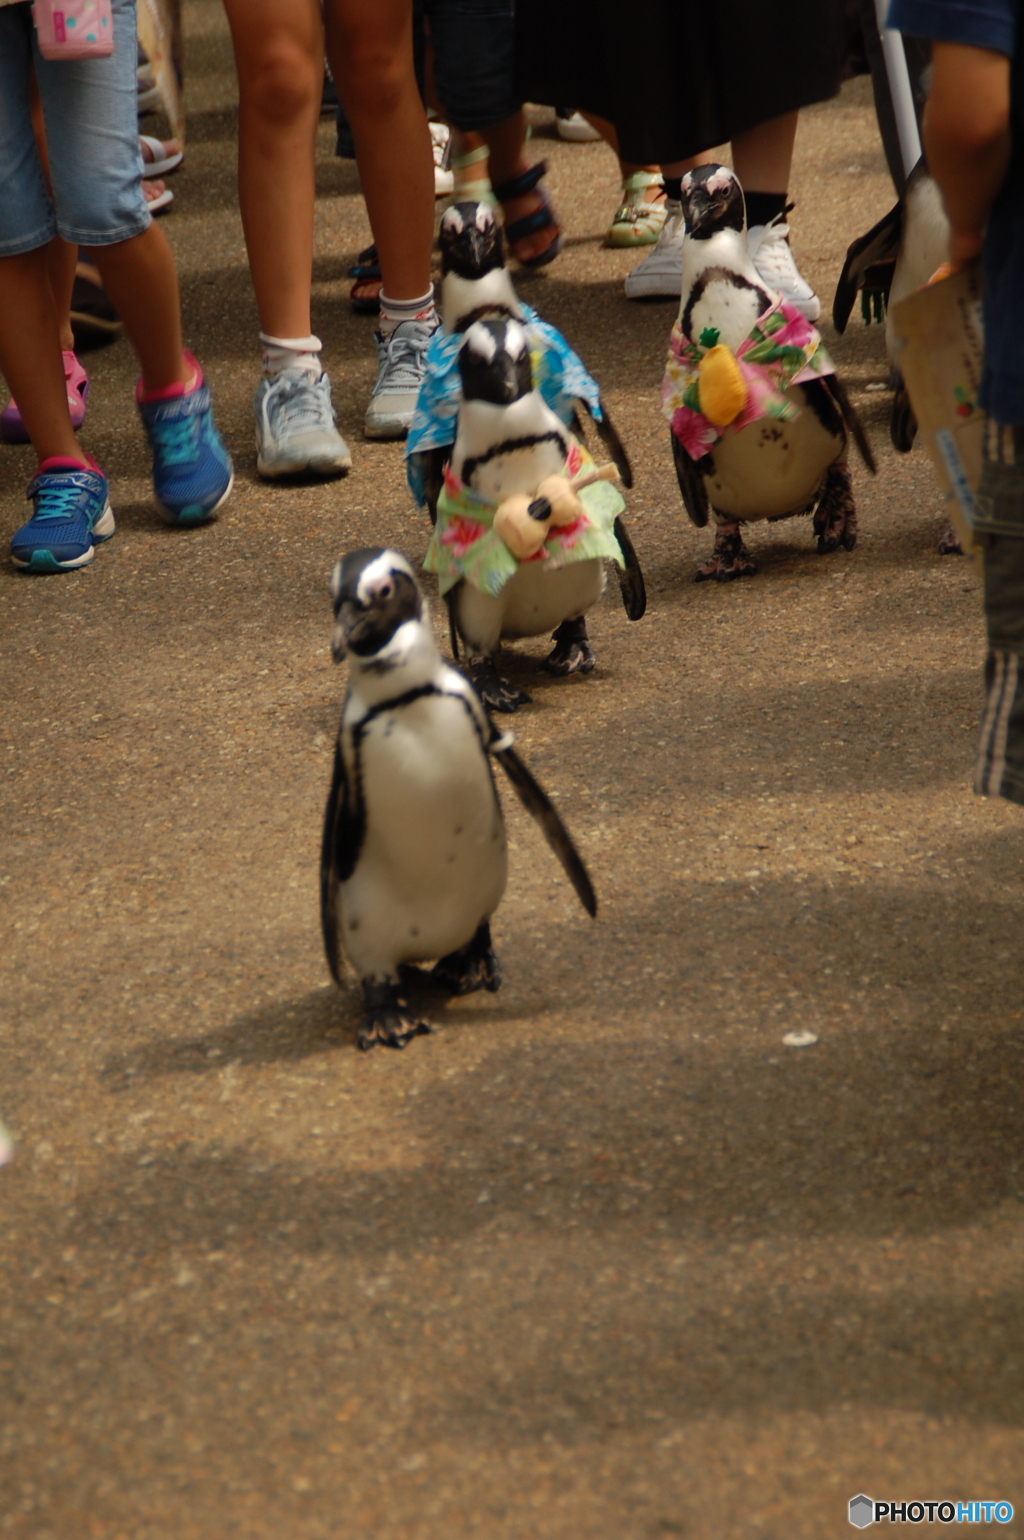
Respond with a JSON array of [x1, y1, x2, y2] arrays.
[[423, 317, 646, 712], [320, 546, 596, 1050], [833, 162, 962, 553], [406, 200, 632, 524], [664, 165, 876, 582]]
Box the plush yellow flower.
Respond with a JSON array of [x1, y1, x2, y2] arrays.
[[697, 344, 747, 428]]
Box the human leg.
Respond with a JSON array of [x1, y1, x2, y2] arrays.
[[220, 0, 351, 477], [732, 111, 819, 321]]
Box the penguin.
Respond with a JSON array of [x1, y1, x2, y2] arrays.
[[833, 162, 961, 553], [406, 201, 631, 525], [430, 317, 646, 712], [320, 546, 596, 1050], [668, 164, 875, 582]]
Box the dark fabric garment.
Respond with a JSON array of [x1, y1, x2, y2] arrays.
[[514, 0, 846, 166], [889, 0, 1024, 422]]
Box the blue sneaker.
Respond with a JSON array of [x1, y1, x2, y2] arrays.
[[137, 354, 234, 525], [10, 457, 115, 573]]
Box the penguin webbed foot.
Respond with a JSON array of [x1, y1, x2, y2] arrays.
[[357, 977, 431, 1051], [938, 525, 965, 556], [468, 655, 531, 714], [813, 462, 858, 555], [694, 524, 757, 583], [545, 616, 596, 676], [431, 921, 502, 997]]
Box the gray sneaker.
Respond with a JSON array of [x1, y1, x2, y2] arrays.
[[364, 320, 437, 440], [254, 368, 352, 478]]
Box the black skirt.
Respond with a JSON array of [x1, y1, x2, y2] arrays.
[[515, 0, 847, 166]]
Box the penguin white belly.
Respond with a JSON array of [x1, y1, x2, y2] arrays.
[[455, 559, 606, 652], [705, 385, 843, 521], [340, 695, 507, 976]]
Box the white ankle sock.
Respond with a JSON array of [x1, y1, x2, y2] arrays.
[[378, 289, 437, 337], [260, 332, 322, 378]]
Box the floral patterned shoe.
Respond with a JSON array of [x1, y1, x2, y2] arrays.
[[606, 171, 666, 248]]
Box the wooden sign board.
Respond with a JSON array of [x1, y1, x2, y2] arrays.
[[890, 260, 985, 557]]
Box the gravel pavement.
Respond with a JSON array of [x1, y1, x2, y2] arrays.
[[2, 11, 1023, 1537]]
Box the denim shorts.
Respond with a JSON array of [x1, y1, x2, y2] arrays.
[[425, 0, 520, 133], [0, 0, 150, 256]]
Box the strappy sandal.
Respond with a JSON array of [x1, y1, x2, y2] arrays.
[[492, 160, 563, 270], [451, 143, 496, 205], [606, 170, 666, 248], [348, 243, 382, 316]]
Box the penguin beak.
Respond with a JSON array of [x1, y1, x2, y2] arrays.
[[332, 600, 372, 660]]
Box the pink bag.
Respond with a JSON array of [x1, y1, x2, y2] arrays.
[[33, 0, 114, 60]]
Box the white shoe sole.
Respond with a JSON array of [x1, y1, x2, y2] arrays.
[[256, 447, 352, 478], [10, 498, 115, 570], [557, 119, 602, 142], [624, 269, 682, 300]]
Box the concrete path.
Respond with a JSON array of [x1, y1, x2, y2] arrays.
[[2, 9, 1022, 1537]]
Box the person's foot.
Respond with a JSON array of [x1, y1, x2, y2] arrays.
[[493, 161, 562, 268], [607, 172, 666, 247], [137, 354, 234, 525], [747, 215, 821, 321], [9, 457, 115, 573], [142, 178, 173, 213], [364, 321, 436, 440], [623, 198, 685, 299], [254, 369, 352, 478], [431, 122, 454, 197], [555, 109, 602, 143], [1, 351, 89, 445], [139, 135, 183, 177]]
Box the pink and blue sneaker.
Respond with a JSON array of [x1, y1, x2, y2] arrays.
[[136, 351, 233, 525], [9, 455, 115, 573], [0, 351, 90, 445]]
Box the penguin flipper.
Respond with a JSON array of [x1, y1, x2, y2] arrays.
[[890, 371, 918, 453], [832, 202, 903, 334], [584, 399, 633, 489], [821, 373, 877, 476], [320, 735, 363, 987], [490, 740, 597, 918], [671, 430, 710, 528], [613, 515, 647, 621], [409, 447, 450, 526]]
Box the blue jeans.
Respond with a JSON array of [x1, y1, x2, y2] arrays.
[[0, 0, 150, 256]]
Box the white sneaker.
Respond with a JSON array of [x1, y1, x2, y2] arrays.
[[555, 110, 602, 143], [747, 216, 821, 321], [364, 321, 437, 440], [623, 199, 685, 299], [254, 369, 352, 478], [431, 122, 454, 198]]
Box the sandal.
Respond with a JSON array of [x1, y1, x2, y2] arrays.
[[348, 243, 382, 316], [492, 160, 562, 270], [143, 179, 173, 214], [606, 171, 666, 248], [139, 134, 183, 177], [451, 143, 495, 205]]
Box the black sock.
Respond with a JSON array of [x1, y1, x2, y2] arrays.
[[745, 191, 787, 229], [663, 176, 683, 204]]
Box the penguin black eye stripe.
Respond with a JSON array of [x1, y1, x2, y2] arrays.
[[461, 431, 567, 487]]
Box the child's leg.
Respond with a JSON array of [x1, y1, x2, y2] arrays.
[[221, 0, 324, 339], [326, 0, 434, 306], [0, 249, 81, 462], [86, 224, 187, 393]]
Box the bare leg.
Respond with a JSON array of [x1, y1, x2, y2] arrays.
[[482, 110, 560, 265], [0, 250, 82, 463], [731, 110, 798, 195], [222, 0, 323, 338], [46, 239, 77, 352], [86, 224, 188, 394], [327, 0, 433, 303]]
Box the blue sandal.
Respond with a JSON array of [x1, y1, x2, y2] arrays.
[[493, 161, 563, 270]]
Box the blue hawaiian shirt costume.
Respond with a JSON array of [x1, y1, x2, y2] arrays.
[[404, 303, 604, 506]]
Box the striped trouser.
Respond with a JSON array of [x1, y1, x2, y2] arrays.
[[974, 421, 1024, 804]]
